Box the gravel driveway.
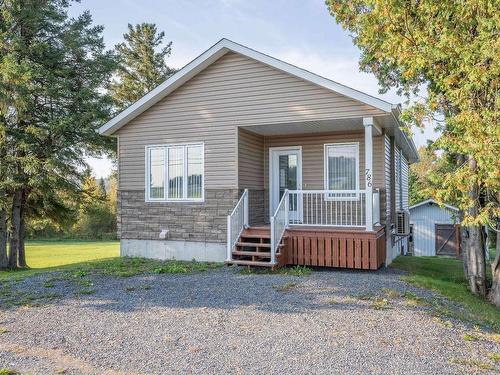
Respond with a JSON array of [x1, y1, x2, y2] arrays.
[[0, 266, 498, 374]]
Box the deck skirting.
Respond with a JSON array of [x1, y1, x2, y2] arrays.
[[281, 227, 386, 270]]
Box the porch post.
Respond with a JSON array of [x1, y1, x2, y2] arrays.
[[363, 117, 374, 231]]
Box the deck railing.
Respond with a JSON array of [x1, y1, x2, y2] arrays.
[[226, 189, 249, 261], [270, 190, 289, 265], [287, 190, 378, 227]]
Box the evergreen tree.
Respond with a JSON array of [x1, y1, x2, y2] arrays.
[[109, 23, 176, 110], [99, 177, 107, 199], [0, 0, 116, 268], [326, 1, 499, 301]]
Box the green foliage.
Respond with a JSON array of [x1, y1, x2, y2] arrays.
[[279, 265, 313, 276], [0, 369, 20, 375], [409, 146, 456, 206], [27, 171, 118, 240], [391, 256, 500, 332], [109, 23, 176, 110], [326, 0, 499, 226], [0, 0, 118, 266]]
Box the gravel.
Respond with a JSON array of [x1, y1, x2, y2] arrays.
[[0, 266, 498, 375]]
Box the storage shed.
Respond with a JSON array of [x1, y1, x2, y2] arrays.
[[409, 199, 460, 257]]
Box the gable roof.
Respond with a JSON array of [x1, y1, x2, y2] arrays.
[[409, 199, 459, 212], [99, 38, 397, 136]]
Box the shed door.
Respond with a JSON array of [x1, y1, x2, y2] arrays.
[[435, 224, 459, 257]]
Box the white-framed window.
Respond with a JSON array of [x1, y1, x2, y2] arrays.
[[146, 143, 204, 202], [324, 142, 359, 199]]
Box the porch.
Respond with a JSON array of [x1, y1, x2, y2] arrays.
[[226, 188, 386, 269]]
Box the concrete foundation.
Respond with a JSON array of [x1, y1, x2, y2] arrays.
[[120, 239, 226, 263]]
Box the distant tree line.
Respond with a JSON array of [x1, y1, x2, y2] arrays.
[[26, 171, 118, 240]]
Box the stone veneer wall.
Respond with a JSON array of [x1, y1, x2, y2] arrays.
[[118, 189, 240, 243]]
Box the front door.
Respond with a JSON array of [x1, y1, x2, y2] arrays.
[[270, 147, 302, 222]]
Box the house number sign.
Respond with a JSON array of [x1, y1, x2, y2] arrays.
[[365, 168, 372, 188]]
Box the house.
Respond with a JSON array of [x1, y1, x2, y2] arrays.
[[409, 199, 460, 257], [99, 39, 418, 269]]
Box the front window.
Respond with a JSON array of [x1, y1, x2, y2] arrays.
[[146, 143, 204, 201], [324, 143, 359, 198]]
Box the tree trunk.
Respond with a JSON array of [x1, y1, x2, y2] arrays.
[[465, 225, 487, 296], [0, 189, 8, 269], [463, 157, 487, 296], [17, 190, 27, 268], [488, 192, 500, 307], [8, 189, 22, 269]]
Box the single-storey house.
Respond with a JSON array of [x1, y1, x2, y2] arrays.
[[99, 39, 418, 269], [409, 199, 460, 257]]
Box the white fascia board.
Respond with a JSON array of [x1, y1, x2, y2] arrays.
[[99, 38, 394, 136]]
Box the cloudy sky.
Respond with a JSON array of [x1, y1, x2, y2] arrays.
[[69, 0, 437, 178]]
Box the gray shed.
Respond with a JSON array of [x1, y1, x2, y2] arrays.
[[409, 199, 460, 257]]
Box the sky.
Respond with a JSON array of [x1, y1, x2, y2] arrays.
[[69, 0, 438, 178]]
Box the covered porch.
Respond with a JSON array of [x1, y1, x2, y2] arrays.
[[227, 115, 389, 269]]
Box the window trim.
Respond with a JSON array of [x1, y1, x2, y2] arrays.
[[323, 142, 360, 200], [145, 142, 205, 203]]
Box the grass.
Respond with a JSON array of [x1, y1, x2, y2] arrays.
[[0, 241, 221, 282], [0, 241, 222, 307], [0, 240, 119, 280], [0, 370, 19, 375], [371, 297, 390, 310], [391, 256, 500, 332], [488, 353, 500, 363], [451, 358, 494, 371], [240, 265, 313, 276]]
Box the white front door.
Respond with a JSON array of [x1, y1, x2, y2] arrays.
[[270, 147, 302, 222]]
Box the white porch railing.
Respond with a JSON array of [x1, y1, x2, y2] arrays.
[[270, 190, 289, 265], [226, 189, 249, 261], [287, 189, 380, 227]]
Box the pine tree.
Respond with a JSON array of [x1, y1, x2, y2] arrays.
[[99, 178, 107, 199], [109, 23, 176, 110], [0, 0, 116, 268]]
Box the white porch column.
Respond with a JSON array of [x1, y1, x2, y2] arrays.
[[363, 117, 374, 231]]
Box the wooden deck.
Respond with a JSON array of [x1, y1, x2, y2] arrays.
[[282, 226, 386, 270], [227, 225, 386, 270]]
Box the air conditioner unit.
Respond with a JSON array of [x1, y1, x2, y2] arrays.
[[395, 211, 410, 236]]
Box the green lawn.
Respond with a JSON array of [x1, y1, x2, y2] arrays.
[[391, 256, 500, 332], [0, 240, 120, 280], [0, 240, 222, 282], [24, 240, 120, 268]]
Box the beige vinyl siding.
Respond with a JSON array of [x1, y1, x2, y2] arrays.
[[384, 135, 392, 225], [238, 128, 264, 189], [117, 52, 385, 190], [395, 146, 402, 210], [401, 154, 409, 210], [263, 131, 386, 191]]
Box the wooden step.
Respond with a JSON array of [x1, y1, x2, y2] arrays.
[[237, 242, 270, 248], [240, 233, 271, 239], [225, 260, 274, 267], [232, 250, 271, 257]]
